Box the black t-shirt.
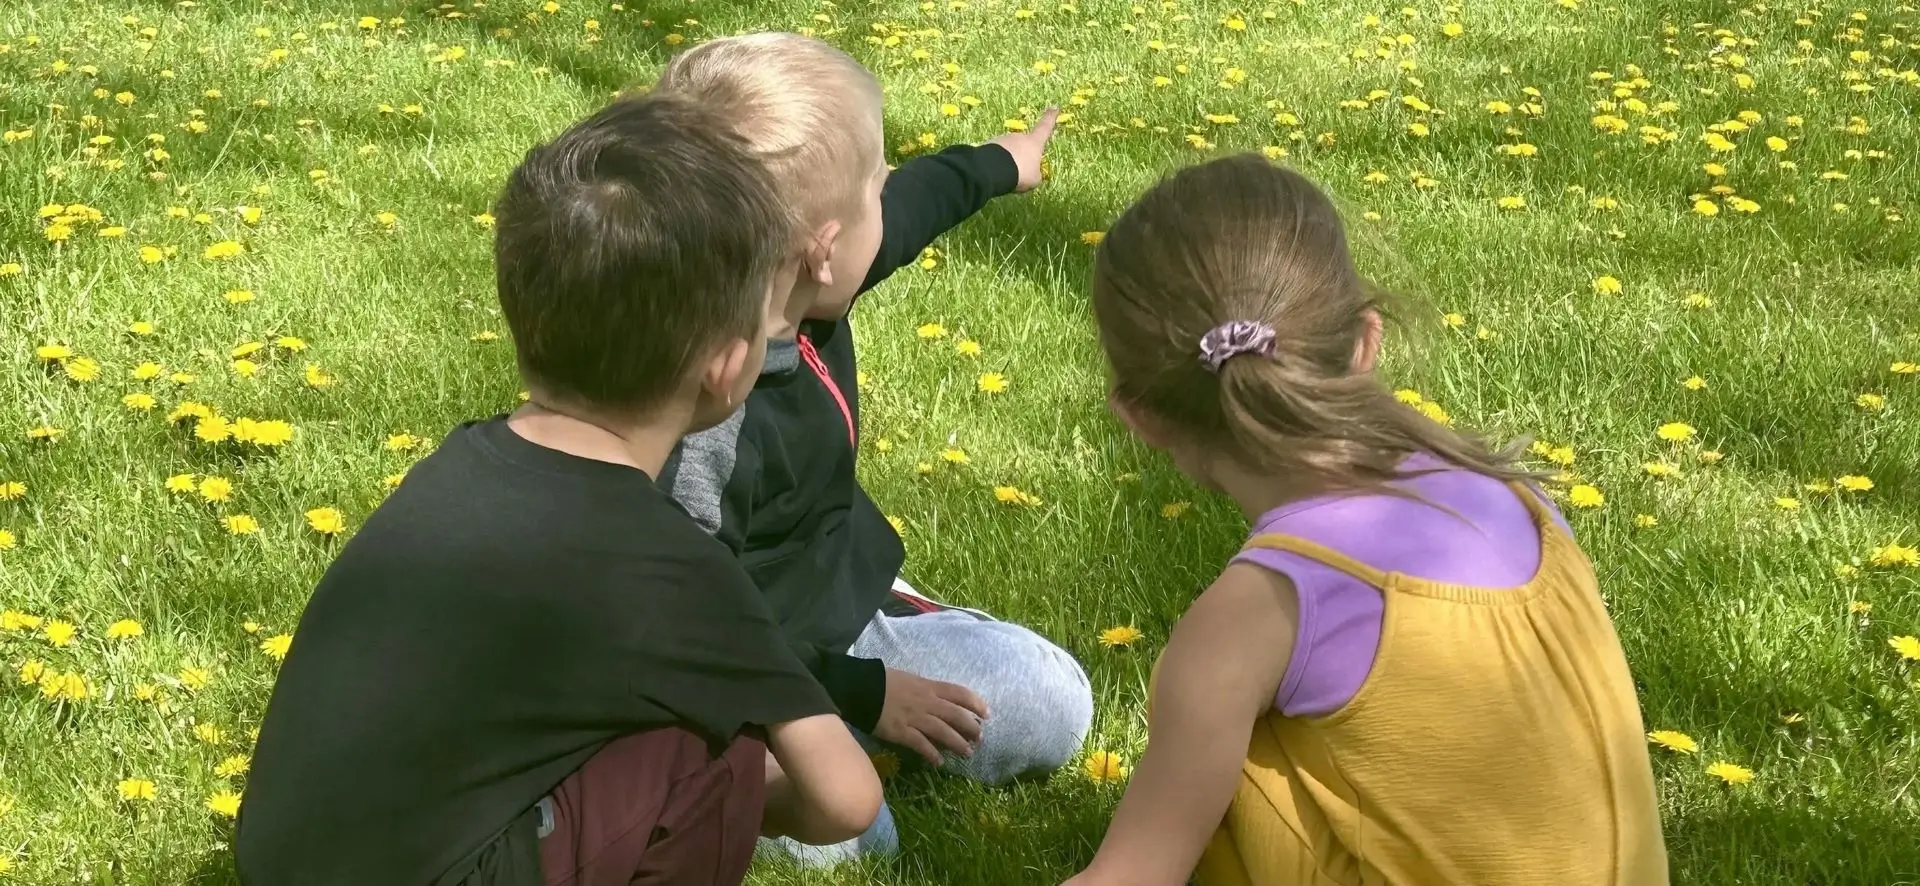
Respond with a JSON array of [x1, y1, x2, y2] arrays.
[[236, 417, 834, 886]]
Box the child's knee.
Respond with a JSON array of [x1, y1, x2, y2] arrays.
[[954, 630, 1093, 784]]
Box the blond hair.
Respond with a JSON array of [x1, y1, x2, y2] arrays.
[[657, 32, 884, 226], [1092, 154, 1536, 498]]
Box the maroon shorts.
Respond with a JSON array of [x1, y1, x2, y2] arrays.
[[538, 727, 766, 886]]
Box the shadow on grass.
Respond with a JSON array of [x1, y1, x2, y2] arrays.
[[186, 844, 239, 886], [1666, 794, 1920, 884]]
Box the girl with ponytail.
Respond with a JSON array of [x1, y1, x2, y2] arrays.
[[1066, 154, 1668, 886]]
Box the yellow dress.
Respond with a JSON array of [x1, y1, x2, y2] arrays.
[[1190, 485, 1669, 885]]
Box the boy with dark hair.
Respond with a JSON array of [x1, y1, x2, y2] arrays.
[[237, 92, 880, 886]]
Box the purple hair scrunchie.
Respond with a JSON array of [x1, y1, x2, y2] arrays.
[[1198, 320, 1277, 373]]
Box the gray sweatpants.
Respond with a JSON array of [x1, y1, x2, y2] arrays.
[[763, 577, 1094, 866]]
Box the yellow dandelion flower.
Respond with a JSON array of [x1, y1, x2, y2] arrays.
[[1855, 393, 1886, 412], [202, 240, 243, 260], [1099, 625, 1145, 648], [206, 790, 243, 818], [123, 392, 157, 411], [195, 415, 232, 443], [105, 619, 143, 640], [1161, 501, 1192, 519], [1591, 276, 1623, 295], [0, 481, 22, 500], [305, 507, 347, 535], [1567, 485, 1605, 509], [193, 722, 225, 744], [35, 343, 73, 361], [198, 476, 233, 502], [1705, 761, 1754, 785], [1647, 730, 1698, 754], [1836, 475, 1874, 492], [165, 474, 198, 493], [1656, 422, 1696, 443], [248, 420, 293, 447], [917, 322, 949, 340], [955, 339, 982, 357], [1868, 544, 1917, 568], [978, 373, 1008, 394], [993, 485, 1042, 507], [260, 632, 293, 659], [941, 448, 970, 465], [43, 620, 76, 647], [61, 357, 101, 383], [224, 514, 260, 535], [118, 779, 158, 802], [1633, 514, 1659, 528], [178, 667, 210, 690], [214, 755, 251, 778], [1888, 636, 1920, 661], [1084, 750, 1129, 784]]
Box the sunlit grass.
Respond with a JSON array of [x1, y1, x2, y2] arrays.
[[1, 0, 1917, 883]]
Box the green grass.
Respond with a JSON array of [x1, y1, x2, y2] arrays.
[[2, 0, 1918, 882]]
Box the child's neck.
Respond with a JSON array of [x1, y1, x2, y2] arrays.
[[769, 273, 822, 341], [1206, 457, 1330, 524], [507, 400, 686, 480]]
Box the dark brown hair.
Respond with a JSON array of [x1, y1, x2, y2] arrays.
[[1091, 153, 1532, 497], [493, 92, 792, 413]]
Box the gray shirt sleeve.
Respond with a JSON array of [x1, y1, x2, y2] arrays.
[[662, 405, 746, 535]]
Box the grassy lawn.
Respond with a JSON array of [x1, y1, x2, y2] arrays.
[[2, 0, 1918, 882]]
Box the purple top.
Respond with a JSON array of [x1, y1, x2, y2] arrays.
[[1234, 455, 1569, 717]]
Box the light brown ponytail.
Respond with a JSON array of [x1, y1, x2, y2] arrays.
[[1092, 153, 1538, 499]]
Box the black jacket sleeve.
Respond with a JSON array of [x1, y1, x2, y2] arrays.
[[858, 143, 1020, 295], [789, 645, 887, 734]]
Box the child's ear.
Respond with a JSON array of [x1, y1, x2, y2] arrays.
[[701, 337, 752, 405], [1351, 308, 1384, 374], [804, 220, 843, 287], [1108, 391, 1173, 449]]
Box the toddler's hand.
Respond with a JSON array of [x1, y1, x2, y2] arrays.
[[988, 106, 1060, 193], [874, 667, 989, 766]]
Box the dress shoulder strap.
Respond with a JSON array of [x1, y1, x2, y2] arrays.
[[1240, 533, 1391, 588]]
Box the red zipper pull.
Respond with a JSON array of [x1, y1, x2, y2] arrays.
[[796, 334, 856, 448]]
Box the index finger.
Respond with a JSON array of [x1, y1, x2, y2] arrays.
[[1032, 106, 1061, 142], [936, 681, 990, 719]]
